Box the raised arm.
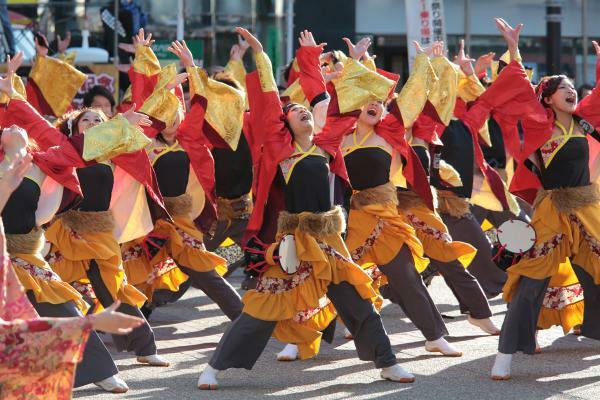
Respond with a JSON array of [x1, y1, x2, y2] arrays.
[[237, 27, 292, 155], [576, 40, 600, 135], [0, 72, 67, 149], [296, 30, 330, 132]]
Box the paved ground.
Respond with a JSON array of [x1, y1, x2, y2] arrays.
[[74, 271, 600, 400]]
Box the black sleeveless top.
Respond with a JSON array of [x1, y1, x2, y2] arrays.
[[344, 147, 391, 190], [153, 151, 190, 197], [279, 146, 331, 213], [2, 178, 40, 234], [213, 133, 253, 199], [76, 163, 114, 211], [536, 119, 590, 190]]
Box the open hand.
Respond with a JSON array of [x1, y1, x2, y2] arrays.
[[0, 152, 32, 194], [133, 28, 155, 49], [299, 30, 326, 49], [494, 18, 522, 59], [87, 301, 144, 335], [7, 52, 23, 74], [166, 72, 189, 90], [122, 103, 152, 127], [455, 39, 475, 75], [235, 27, 263, 53], [474, 52, 495, 76], [168, 40, 195, 67], [343, 37, 371, 60]]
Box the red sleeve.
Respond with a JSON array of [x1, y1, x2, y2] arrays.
[[576, 59, 600, 129], [246, 71, 293, 158], [377, 114, 434, 210], [128, 68, 159, 109], [412, 113, 443, 145], [296, 46, 328, 105], [25, 80, 55, 117], [178, 101, 217, 232], [3, 99, 67, 150]]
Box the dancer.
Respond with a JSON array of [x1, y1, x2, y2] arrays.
[[491, 19, 600, 380], [198, 27, 416, 389], [2, 75, 171, 367], [120, 32, 243, 320], [1, 153, 143, 398], [0, 71, 148, 391]]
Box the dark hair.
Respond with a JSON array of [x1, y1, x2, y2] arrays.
[[82, 85, 116, 109], [55, 108, 108, 136], [282, 60, 294, 86], [212, 71, 243, 91], [535, 75, 571, 108], [578, 83, 593, 100], [281, 102, 302, 139]]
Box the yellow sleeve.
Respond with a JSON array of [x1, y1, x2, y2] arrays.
[[438, 160, 463, 187], [396, 53, 436, 127], [254, 52, 278, 93], [138, 63, 181, 127], [458, 70, 485, 102], [224, 59, 247, 92], [133, 46, 161, 76], [281, 79, 310, 108], [187, 66, 245, 150], [332, 57, 396, 114], [29, 56, 87, 116], [82, 114, 151, 162], [0, 75, 26, 103], [57, 52, 76, 65], [362, 55, 377, 71], [427, 56, 458, 126]]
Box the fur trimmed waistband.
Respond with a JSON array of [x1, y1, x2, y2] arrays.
[[436, 190, 470, 218], [534, 183, 600, 213], [278, 206, 345, 238], [217, 194, 253, 221], [164, 194, 193, 217], [6, 228, 44, 255], [351, 182, 398, 209], [60, 209, 115, 233], [396, 188, 438, 211]]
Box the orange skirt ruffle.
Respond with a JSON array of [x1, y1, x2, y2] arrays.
[[504, 193, 600, 302], [537, 260, 584, 334], [243, 228, 376, 358], [45, 219, 146, 308], [122, 216, 226, 299], [11, 252, 88, 312], [345, 202, 429, 272], [403, 204, 476, 267]]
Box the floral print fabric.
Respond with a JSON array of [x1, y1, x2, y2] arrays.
[[0, 256, 91, 400]]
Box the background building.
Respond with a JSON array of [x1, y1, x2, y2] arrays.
[[5, 0, 600, 89]]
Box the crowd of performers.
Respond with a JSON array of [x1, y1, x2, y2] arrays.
[[1, 15, 600, 397]]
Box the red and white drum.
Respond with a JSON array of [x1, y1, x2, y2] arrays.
[[496, 219, 536, 255], [279, 234, 300, 275]]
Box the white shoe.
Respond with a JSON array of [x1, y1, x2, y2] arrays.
[[94, 374, 129, 393], [276, 343, 299, 361], [198, 365, 219, 390], [137, 353, 170, 367], [468, 316, 501, 335], [343, 327, 353, 340], [425, 337, 462, 357], [380, 364, 415, 383], [491, 352, 512, 380]]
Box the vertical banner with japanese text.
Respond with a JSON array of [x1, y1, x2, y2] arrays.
[[405, 0, 447, 71]]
